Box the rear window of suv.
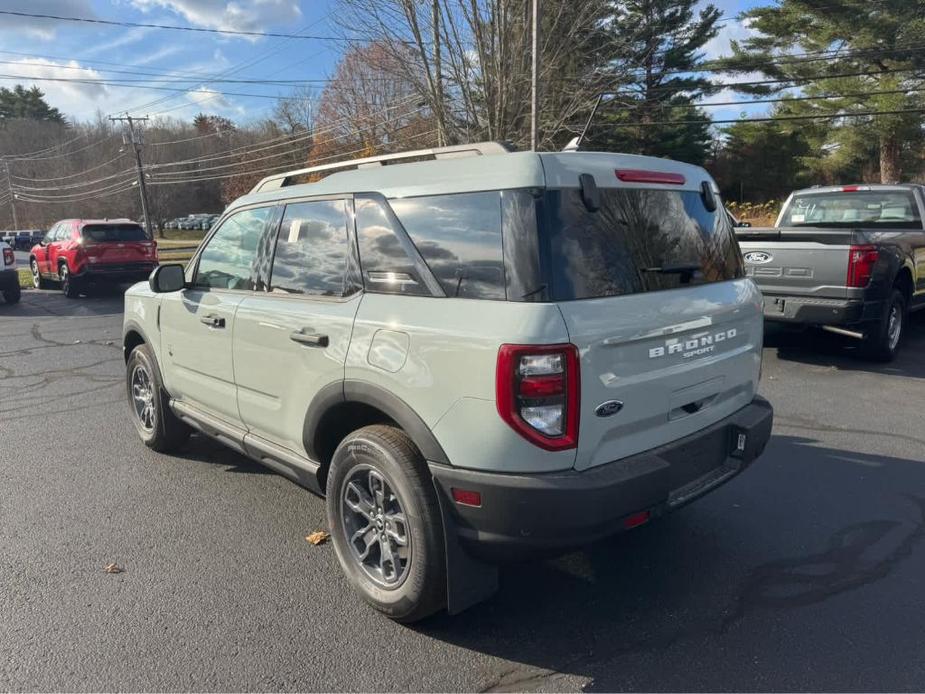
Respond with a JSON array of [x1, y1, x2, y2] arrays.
[[81, 224, 147, 242], [781, 190, 921, 228], [540, 188, 744, 301]]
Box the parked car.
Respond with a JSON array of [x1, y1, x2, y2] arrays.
[[14, 230, 38, 250], [122, 142, 773, 622], [197, 214, 219, 231], [30, 219, 158, 298], [0, 240, 20, 304], [737, 184, 925, 360]]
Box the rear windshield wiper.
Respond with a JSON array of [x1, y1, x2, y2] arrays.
[[641, 263, 701, 275]]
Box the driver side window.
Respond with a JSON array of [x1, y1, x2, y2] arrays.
[[193, 207, 272, 290]]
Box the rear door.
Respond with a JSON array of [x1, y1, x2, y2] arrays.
[[234, 197, 361, 455], [159, 205, 275, 427], [540, 185, 762, 471]]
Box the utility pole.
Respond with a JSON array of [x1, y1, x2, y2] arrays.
[[109, 114, 153, 240], [1, 159, 18, 229], [530, 0, 540, 151]]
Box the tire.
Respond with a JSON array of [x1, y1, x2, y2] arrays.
[[31, 259, 50, 289], [326, 425, 446, 623], [862, 288, 905, 362], [126, 343, 190, 452], [59, 262, 81, 299], [3, 285, 21, 304]]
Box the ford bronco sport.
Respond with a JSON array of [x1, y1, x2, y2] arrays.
[[123, 142, 773, 622]]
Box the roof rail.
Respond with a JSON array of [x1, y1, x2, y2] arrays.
[[250, 141, 514, 193]]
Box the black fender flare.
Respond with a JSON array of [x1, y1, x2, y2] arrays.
[[302, 380, 449, 465]]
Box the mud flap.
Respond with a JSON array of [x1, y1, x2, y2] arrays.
[[433, 480, 499, 615]]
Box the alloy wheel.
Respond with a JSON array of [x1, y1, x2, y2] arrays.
[[131, 363, 156, 431], [887, 303, 902, 352], [340, 465, 411, 588]]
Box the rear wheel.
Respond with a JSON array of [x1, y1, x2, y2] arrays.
[[126, 343, 190, 452], [862, 288, 905, 362], [59, 262, 80, 299], [326, 425, 446, 623], [2, 285, 20, 304]]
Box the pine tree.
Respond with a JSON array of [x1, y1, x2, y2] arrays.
[[715, 0, 925, 183], [586, 0, 721, 164], [0, 85, 65, 123]]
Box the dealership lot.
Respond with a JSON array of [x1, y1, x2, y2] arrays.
[[2, 290, 924, 692]]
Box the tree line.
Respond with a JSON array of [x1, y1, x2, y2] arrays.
[[1, 0, 922, 230]]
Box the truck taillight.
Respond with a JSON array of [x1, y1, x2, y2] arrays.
[[847, 245, 878, 287], [2, 247, 13, 266], [496, 344, 579, 451]]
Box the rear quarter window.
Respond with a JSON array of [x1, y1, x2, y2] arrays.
[[389, 191, 506, 300]]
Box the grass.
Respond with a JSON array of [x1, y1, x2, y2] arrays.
[[156, 237, 204, 250]]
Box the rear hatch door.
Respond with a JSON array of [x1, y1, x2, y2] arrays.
[[81, 223, 156, 264], [538, 178, 761, 471]]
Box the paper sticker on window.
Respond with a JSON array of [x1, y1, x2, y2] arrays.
[[791, 214, 805, 222], [287, 219, 301, 243]]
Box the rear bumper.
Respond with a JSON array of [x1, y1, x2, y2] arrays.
[[761, 293, 883, 325], [430, 395, 773, 558], [73, 262, 156, 283]]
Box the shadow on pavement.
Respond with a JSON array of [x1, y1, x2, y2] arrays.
[[0, 287, 126, 318], [764, 313, 925, 379], [417, 435, 925, 691]]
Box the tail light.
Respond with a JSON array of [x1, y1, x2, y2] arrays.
[[496, 344, 579, 451], [847, 245, 878, 287], [2, 247, 13, 266]]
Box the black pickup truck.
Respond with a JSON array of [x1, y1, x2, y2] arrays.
[[736, 184, 925, 361]]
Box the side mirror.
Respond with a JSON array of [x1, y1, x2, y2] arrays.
[[149, 264, 186, 293]]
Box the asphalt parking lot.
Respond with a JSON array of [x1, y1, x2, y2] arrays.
[[2, 288, 925, 692]]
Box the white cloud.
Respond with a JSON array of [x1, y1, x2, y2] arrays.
[[703, 17, 759, 61], [185, 86, 244, 115], [0, 59, 109, 118], [80, 28, 154, 57], [0, 0, 96, 40], [130, 44, 186, 67], [128, 0, 302, 36]]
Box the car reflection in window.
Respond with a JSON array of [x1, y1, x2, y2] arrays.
[[270, 200, 351, 297]]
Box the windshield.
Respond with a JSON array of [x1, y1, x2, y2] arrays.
[[81, 224, 147, 242], [782, 191, 921, 228], [540, 188, 744, 301]]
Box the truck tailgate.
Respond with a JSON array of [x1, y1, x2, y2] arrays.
[[737, 227, 861, 298]]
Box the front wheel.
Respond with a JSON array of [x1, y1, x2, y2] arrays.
[[862, 288, 905, 362], [31, 259, 49, 289], [126, 343, 190, 452], [326, 425, 446, 623]]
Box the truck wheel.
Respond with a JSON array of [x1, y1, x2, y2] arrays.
[[59, 263, 81, 299], [126, 343, 190, 452], [31, 259, 50, 289], [3, 285, 21, 304], [862, 288, 905, 362], [326, 425, 446, 623]]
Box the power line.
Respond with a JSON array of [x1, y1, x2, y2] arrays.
[[584, 107, 925, 129], [0, 10, 378, 43], [9, 152, 127, 182]]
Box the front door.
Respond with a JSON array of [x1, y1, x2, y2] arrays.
[[234, 197, 361, 456], [159, 205, 275, 426]]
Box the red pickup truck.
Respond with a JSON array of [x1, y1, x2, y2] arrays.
[[30, 219, 158, 298]]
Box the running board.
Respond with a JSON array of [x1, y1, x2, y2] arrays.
[[170, 399, 323, 495]]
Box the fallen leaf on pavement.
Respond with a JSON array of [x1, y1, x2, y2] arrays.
[[104, 563, 124, 574], [305, 531, 330, 546]]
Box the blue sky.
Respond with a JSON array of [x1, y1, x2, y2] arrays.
[[0, 0, 767, 125]]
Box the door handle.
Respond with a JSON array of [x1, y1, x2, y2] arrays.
[[200, 314, 225, 328], [289, 330, 329, 347]]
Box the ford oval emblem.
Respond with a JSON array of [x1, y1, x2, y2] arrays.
[[595, 400, 624, 417], [744, 251, 773, 264]]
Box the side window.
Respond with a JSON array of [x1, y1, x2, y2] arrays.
[[194, 206, 272, 290], [44, 224, 59, 243], [354, 195, 431, 296], [269, 199, 351, 297], [390, 191, 506, 300]]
